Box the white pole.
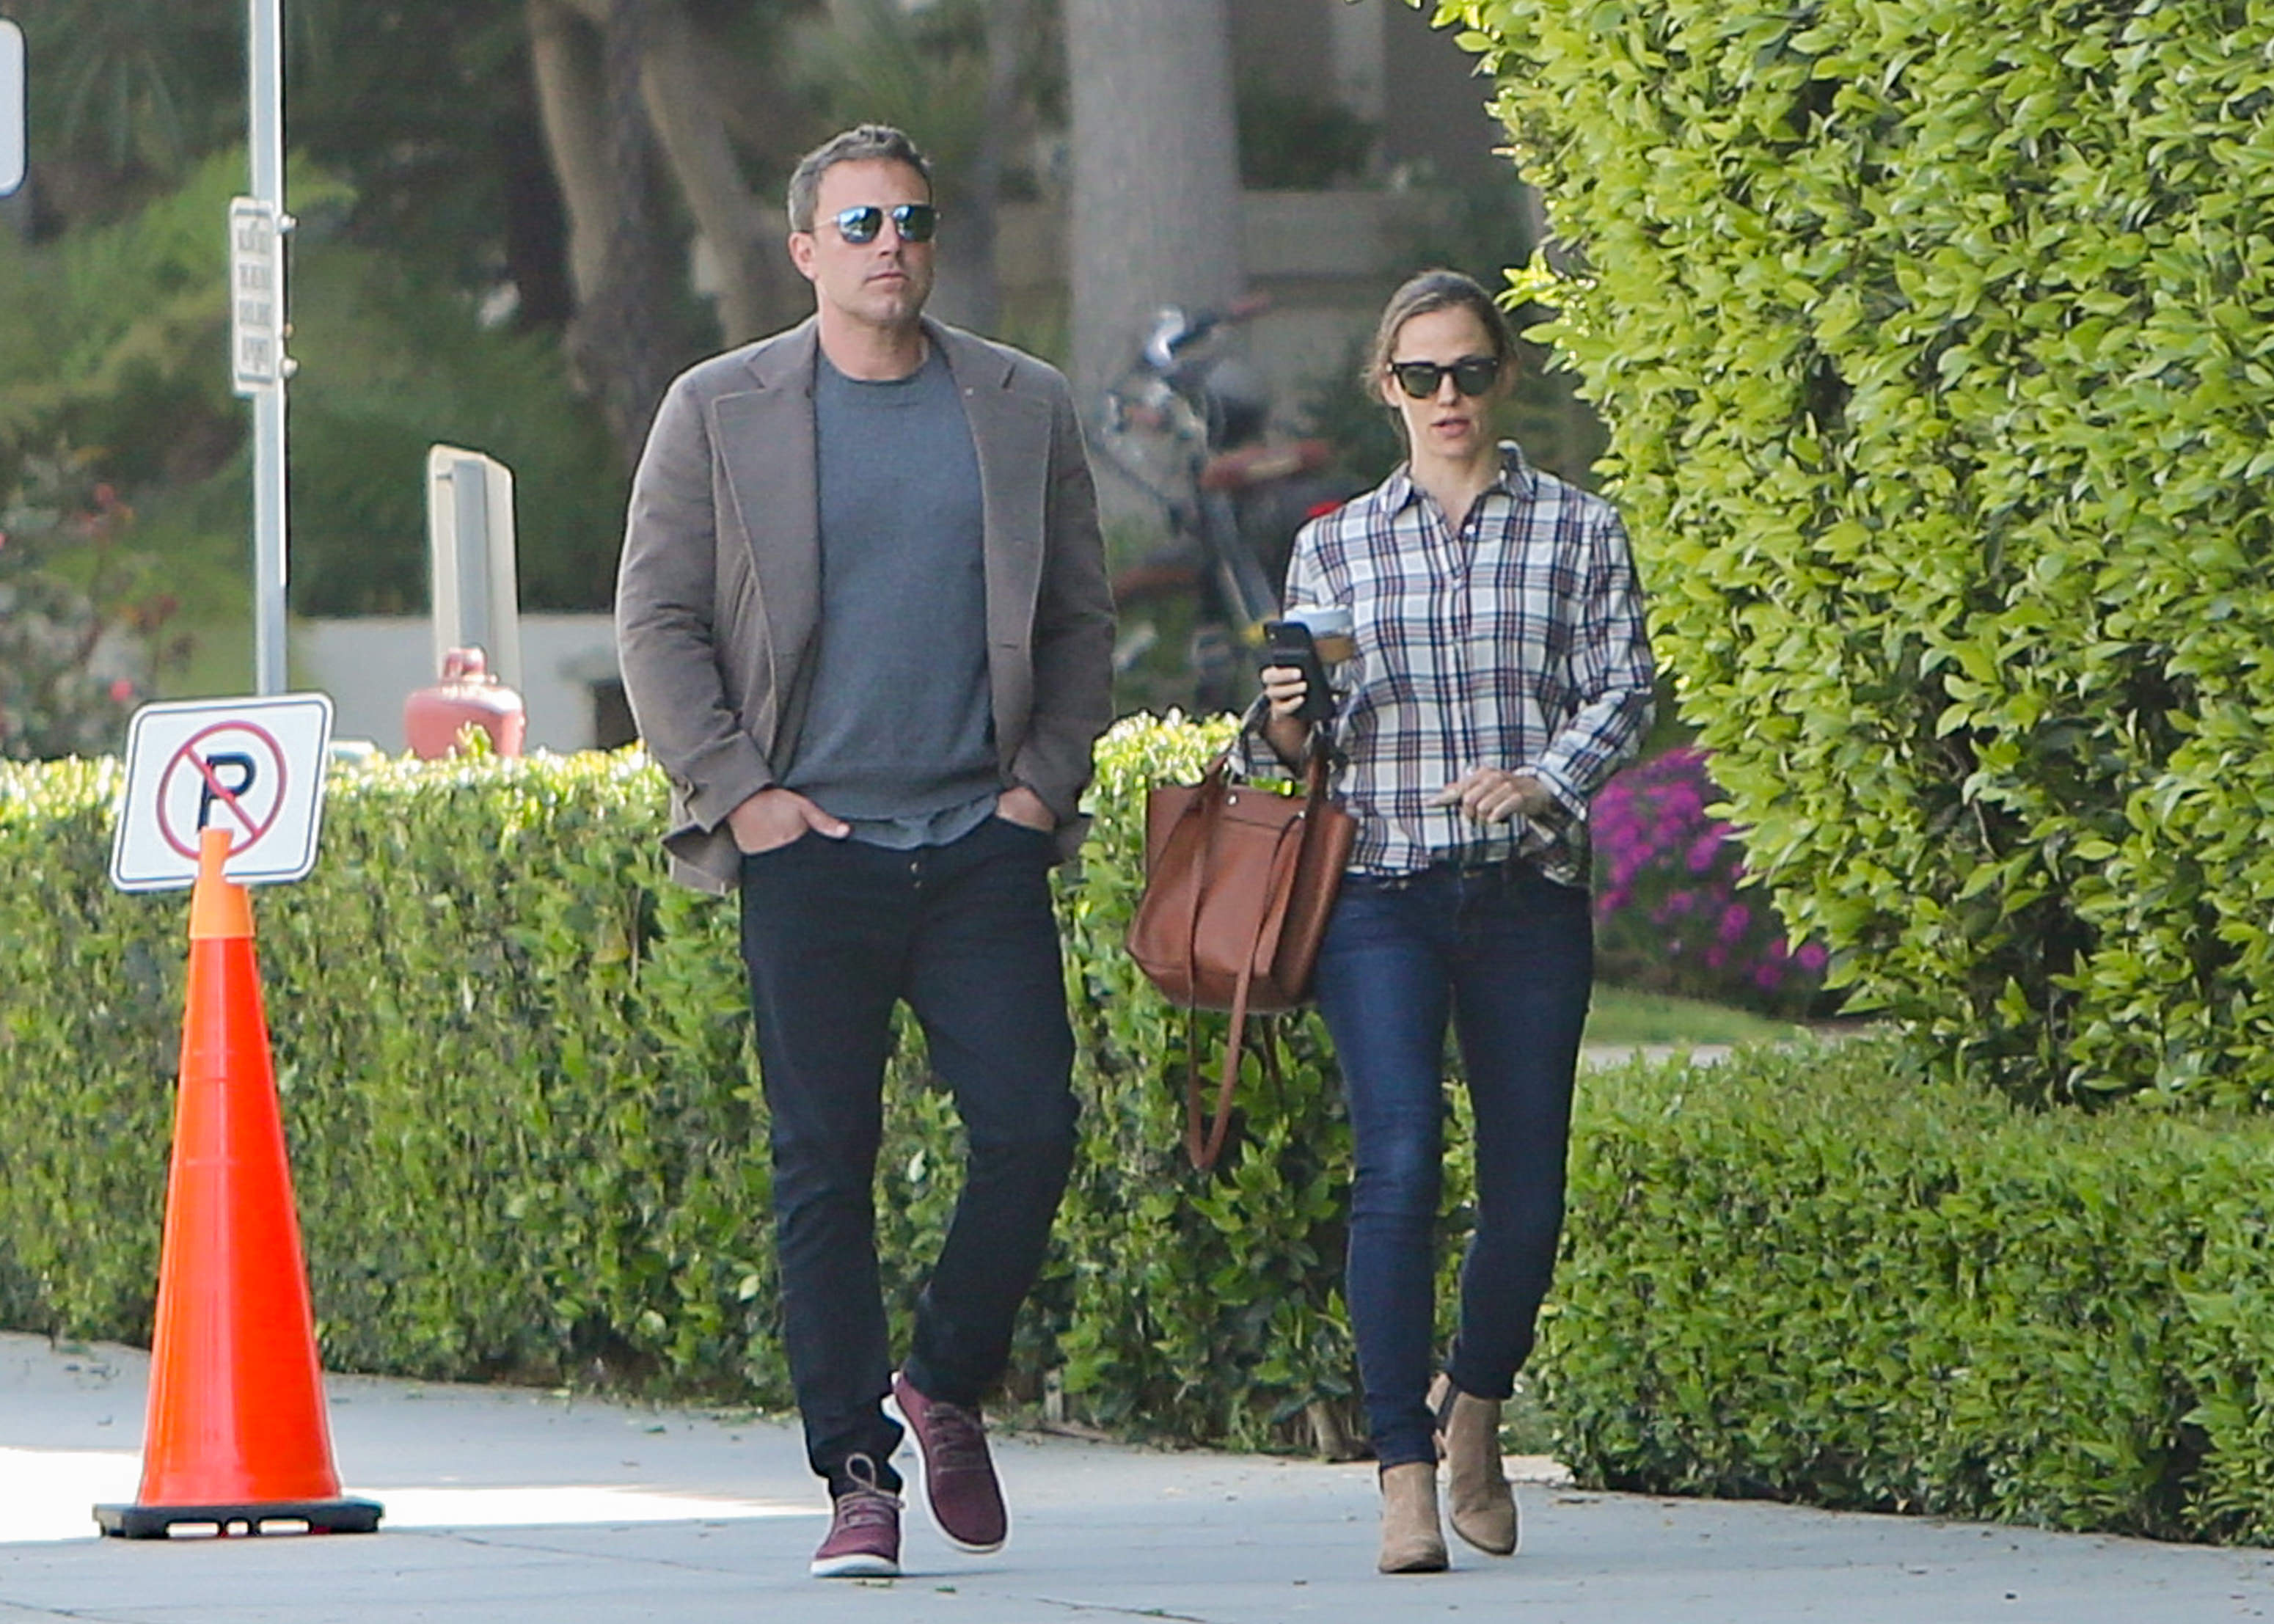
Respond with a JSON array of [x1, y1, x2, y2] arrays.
[[249, 0, 288, 695], [0, 21, 24, 200]]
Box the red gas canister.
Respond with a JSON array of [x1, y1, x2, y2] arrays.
[[403, 647, 526, 760]]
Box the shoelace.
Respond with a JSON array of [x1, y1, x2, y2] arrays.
[[833, 1489, 898, 1532], [921, 1400, 993, 1475], [833, 1452, 901, 1530]]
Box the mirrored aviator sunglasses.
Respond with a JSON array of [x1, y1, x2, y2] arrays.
[[1389, 355, 1501, 400], [830, 202, 939, 245]]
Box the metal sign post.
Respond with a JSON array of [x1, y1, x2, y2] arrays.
[[1, 19, 24, 198], [233, 0, 292, 696]]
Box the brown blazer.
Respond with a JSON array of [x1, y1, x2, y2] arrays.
[[615, 316, 1117, 893]]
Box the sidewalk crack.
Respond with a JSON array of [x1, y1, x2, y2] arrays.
[[1033, 1599, 1215, 1623]]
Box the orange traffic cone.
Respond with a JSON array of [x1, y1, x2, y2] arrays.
[[95, 827, 382, 1538]]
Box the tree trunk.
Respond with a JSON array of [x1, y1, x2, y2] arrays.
[[497, 84, 576, 332], [639, 7, 804, 344], [1064, 0, 1243, 414], [527, 0, 615, 314], [934, 0, 1025, 335], [531, 0, 816, 453], [560, 0, 682, 466]]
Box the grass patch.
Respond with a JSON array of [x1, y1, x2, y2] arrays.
[[1582, 984, 1800, 1050]]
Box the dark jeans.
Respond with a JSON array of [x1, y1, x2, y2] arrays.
[[1312, 859, 1593, 1469], [738, 815, 1077, 1496]]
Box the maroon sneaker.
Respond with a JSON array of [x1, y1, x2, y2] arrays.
[[891, 1369, 1008, 1553], [809, 1454, 901, 1579]]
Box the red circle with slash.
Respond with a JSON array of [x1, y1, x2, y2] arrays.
[[156, 720, 289, 859]]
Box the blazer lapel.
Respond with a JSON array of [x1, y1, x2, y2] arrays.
[[939, 325, 1051, 676], [714, 322, 822, 727]]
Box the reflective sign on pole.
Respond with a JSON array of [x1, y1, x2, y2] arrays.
[[0, 21, 23, 199], [229, 197, 291, 395], [110, 694, 334, 892]]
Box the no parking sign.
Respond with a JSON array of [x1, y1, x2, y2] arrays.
[[109, 695, 334, 891]]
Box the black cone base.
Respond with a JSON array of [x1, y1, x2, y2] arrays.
[[94, 1497, 384, 1539]]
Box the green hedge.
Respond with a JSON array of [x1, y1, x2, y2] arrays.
[[0, 722, 1442, 1451], [1437, 0, 2274, 1105], [18, 733, 2274, 1539], [1546, 1036, 2274, 1541]]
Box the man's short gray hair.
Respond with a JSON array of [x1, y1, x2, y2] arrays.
[[786, 125, 933, 234]]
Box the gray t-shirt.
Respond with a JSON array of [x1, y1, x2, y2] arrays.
[[780, 345, 999, 846]]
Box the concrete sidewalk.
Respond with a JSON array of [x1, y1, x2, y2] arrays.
[[4, 1332, 2271, 1623]]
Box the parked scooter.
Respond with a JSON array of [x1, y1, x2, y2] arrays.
[[1095, 298, 1352, 714]]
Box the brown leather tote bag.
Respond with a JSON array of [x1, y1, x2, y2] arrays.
[[1125, 741, 1355, 1169]]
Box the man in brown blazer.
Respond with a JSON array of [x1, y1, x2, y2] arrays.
[[614, 125, 1114, 1581]]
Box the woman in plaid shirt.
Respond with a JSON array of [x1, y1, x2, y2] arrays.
[[1257, 270, 1655, 1573]]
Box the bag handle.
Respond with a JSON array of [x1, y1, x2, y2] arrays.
[[1238, 694, 1342, 789]]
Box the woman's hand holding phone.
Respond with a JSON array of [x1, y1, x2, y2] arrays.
[[1260, 620, 1334, 724]]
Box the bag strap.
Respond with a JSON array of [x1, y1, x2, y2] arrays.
[[1184, 1011, 1290, 1173], [1301, 731, 1335, 802], [1185, 807, 1307, 1171], [1169, 731, 1336, 1173], [1172, 749, 1240, 1171], [1175, 750, 1235, 987]]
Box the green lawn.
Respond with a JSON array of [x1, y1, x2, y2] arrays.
[[1582, 984, 1802, 1050]]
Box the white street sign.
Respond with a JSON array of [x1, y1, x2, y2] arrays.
[[228, 197, 292, 394], [1, 21, 23, 199], [110, 695, 334, 892]]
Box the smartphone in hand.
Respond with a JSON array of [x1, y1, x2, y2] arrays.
[[1262, 619, 1335, 724]]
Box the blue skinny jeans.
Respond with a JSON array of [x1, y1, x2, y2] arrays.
[[1312, 858, 1593, 1469]]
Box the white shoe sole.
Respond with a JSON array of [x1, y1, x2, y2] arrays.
[[885, 1389, 1007, 1555], [810, 1551, 899, 1579]]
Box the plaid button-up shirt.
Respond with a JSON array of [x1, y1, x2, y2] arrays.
[[1248, 442, 1655, 886]]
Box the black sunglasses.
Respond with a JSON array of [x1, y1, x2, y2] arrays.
[[827, 202, 939, 245], [1387, 355, 1502, 400]]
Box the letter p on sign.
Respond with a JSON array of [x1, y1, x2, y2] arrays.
[[1, 20, 21, 200]]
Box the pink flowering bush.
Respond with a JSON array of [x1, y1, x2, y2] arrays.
[[1593, 747, 1832, 1018], [0, 448, 186, 761]]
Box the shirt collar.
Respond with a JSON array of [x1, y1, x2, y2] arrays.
[[1378, 440, 1538, 515]]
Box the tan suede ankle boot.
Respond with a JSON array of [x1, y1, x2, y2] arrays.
[[1431, 1373, 1519, 1556], [1376, 1460, 1449, 1573]]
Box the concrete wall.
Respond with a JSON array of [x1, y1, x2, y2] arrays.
[[1230, 0, 1332, 99], [1231, 0, 1510, 187], [1378, 3, 1510, 188]]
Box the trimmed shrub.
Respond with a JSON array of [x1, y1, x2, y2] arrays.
[[0, 723, 1405, 1449], [1592, 746, 1831, 1017], [1436, 0, 2274, 1104], [0, 749, 766, 1386], [16, 735, 2274, 1535], [1545, 1035, 2274, 1541]]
